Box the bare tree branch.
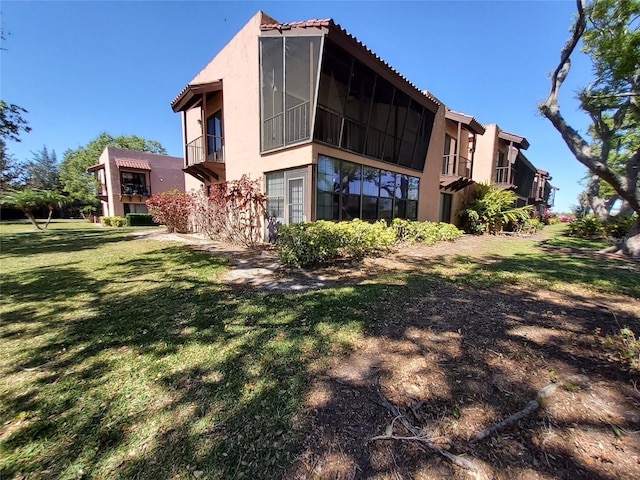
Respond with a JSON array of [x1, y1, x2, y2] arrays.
[[539, 0, 640, 215]]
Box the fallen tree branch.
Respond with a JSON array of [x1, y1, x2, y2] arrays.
[[371, 380, 489, 478], [471, 400, 540, 443]]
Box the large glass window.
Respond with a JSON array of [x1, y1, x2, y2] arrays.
[[314, 40, 435, 171], [260, 35, 322, 152], [316, 155, 419, 221]]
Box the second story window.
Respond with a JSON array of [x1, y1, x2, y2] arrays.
[[120, 171, 148, 196]]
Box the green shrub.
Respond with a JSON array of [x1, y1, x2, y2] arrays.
[[567, 214, 606, 238], [391, 218, 463, 243], [277, 219, 463, 267], [604, 214, 636, 238], [101, 216, 113, 227], [125, 213, 157, 227], [457, 183, 532, 234], [111, 216, 127, 227]]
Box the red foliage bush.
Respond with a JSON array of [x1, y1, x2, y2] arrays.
[[191, 175, 266, 246], [146, 189, 192, 233]]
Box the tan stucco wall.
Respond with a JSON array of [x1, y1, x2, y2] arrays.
[[472, 123, 499, 184], [186, 12, 265, 185]]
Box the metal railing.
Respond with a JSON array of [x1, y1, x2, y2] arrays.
[[441, 154, 472, 177], [286, 101, 310, 144], [530, 182, 545, 200], [186, 135, 225, 167], [121, 183, 151, 196], [495, 166, 516, 185], [262, 113, 284, 151]]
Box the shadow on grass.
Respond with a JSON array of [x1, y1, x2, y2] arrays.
[[1, 228, 638, 479], [0, 229, 136, 257]]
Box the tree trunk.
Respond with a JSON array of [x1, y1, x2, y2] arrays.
[[23, 210, 42, 230], [621, 217, 640, 258], [44, 205, 54, 230], [601, 217, 640, 258]]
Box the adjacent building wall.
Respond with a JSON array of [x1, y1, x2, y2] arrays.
[[98, 147, 184, 217]]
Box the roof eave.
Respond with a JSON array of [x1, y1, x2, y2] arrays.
[[171, 80, 223, 113]]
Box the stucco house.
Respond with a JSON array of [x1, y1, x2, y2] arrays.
[[171, 11, 555, 231], [88, 147, 185, 217]]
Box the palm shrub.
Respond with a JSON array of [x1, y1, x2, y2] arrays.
[[458, 183, 532, 234], [0, 189, 67, 230]]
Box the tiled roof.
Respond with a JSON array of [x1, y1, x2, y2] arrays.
[[115, 160, 151, 170], [260, 17, 441, 108], [260, 18, 331, 30]]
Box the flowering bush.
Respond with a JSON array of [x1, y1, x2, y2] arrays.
[[146, 189, 192, 233]]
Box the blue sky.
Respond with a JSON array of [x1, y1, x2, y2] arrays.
[[2, 1, 592, 212]]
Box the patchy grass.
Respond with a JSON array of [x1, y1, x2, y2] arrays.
[[1, 222, 639, 479], [0, 225, 366, 479]]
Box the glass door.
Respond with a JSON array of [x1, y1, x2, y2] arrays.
[[288, 177, 304, 224]]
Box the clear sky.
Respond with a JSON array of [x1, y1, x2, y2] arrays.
[[1, 0, 593, 212]]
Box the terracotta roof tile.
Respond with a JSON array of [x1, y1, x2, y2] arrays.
[[115, 160, 151, 170]]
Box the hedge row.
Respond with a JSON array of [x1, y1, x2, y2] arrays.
[[125, 213, 157, 227], [276, 218, 463, 267]]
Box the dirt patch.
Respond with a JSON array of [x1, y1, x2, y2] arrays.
[[287, 283, 640, 480]]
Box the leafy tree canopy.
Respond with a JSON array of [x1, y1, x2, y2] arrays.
[[59, 132, 167, 204], [25, 146, 60, 191], [0, 100, 31, 191]]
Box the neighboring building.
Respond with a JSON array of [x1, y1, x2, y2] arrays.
[[172, 11, 446, 230], [472, 123, 556, 213], [87, 147, 185, 217]]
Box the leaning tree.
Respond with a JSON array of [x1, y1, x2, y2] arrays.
[[539, 0, 640, 256]]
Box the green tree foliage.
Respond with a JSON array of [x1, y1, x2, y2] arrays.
[[24, 146, 60, 191], [59, 132, 167, 204], [0, 100, 31, 190], [0, 189, 66, 230], [539, 0, 640, 255], [458, 183, 533, 234]]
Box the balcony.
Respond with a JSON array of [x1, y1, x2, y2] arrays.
[[495, 166, 517, 188], [441, 154, 472, 177], [529, 182, 545, 202], [186, 135, 225, 167], [439, 154, 473, 192], [121, 183, 150, 197]]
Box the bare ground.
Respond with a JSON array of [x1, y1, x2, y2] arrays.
[[137, 229, 640, 479]]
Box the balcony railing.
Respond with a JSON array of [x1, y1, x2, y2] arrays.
[[186, 135, 225, 167], [121, 183, 150, 196], [441, 154, 472, 177], [286, 101, 310, 145], [495, 166, 516, 185], [96, 183, 108, 196], [530, 182, 545, 200]]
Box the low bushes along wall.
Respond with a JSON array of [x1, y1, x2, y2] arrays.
[[276, 218, 463, 268]]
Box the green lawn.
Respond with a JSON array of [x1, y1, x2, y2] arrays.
[[1, 221, 638, 479]]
